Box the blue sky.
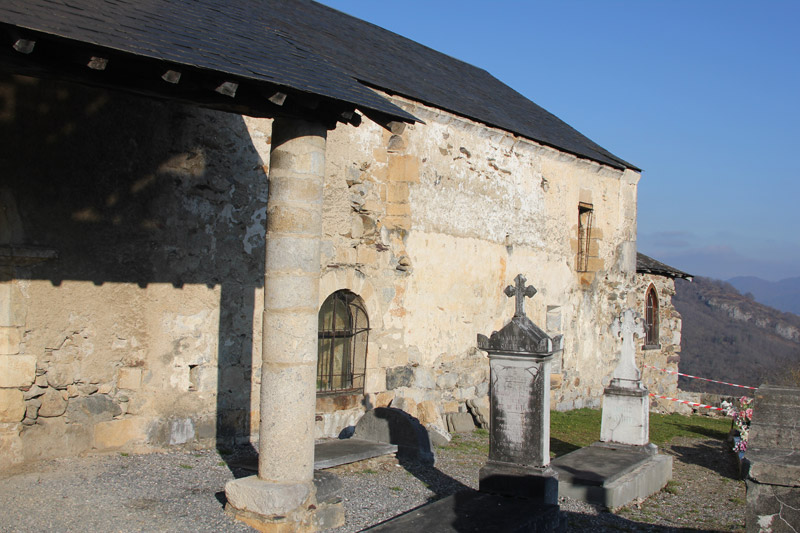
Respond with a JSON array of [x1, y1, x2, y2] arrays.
[[318, 1, 800, 282]]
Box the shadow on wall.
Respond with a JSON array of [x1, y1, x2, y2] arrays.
[[0, 74, 267, 460]]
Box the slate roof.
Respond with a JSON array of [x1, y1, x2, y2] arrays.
[[0, 0, 416, 121], [0, 0, 635, 170], [636, 253, 693, 280]]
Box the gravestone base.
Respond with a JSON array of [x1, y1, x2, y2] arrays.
[[550, 442, 672, 509], [600, 385, 649, 446], [742, 385, 800, 532], [479, 461, 559, 505]]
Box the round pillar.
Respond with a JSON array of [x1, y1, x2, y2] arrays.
[[258, 117, 326, 483]]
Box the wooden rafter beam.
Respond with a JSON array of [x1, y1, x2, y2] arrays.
[[0, 24, 362, 128]]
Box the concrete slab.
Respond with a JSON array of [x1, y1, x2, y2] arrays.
[[364, 489, 562, 532], [227, 438, 398, 472], [550, 443, 672, 509]]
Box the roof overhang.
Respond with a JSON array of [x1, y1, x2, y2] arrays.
[[636, 252, 693, 281], [0, 20, 417, 128]]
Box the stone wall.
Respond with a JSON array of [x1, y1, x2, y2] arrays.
[[0, 74, 662, 468], [0, 75, 270, 468], [315, 92, 643, 433], [633, 273, 689, 413]]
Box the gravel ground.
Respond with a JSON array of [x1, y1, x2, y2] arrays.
[[0, 432, 745, 532]]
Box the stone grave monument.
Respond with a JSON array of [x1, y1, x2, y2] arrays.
[[600, 309, 653, 447], [365, 274, 562, 531], [477, 274, 561, 505], [551, 308, 672, 509], [742, 384, 800, 532]]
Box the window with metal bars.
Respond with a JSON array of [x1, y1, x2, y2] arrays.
[[317, 290, 369, 394], [645, 285, 659, 347], [577, 202, 593, 272]]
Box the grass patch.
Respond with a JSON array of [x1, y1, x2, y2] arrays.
[[648, 412, 729, 445], [548, 408, 730, 458], [390, 486, 402, 492], [551, 408, 601, 456], [217, 461, 226, 467], [448, 433, 489, 455], [119, 452, 129, 457], [663, 480, 680, 495], [450, 409, 730, 460], [179, 464, 193, 469], [362, 468, 378, 474]]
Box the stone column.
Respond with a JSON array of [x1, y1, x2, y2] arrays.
[[225, 117, 327, 526]]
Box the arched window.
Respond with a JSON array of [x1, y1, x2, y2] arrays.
[[645, 285, 659, 347], [317, 290, 369, 394]]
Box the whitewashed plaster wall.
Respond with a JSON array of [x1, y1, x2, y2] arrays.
[[0, 74, 657, 467]]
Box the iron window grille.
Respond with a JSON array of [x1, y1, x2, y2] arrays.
[[577, 202, 594, 272], [645, 286, 659, 346], [317, 290, 369, 394]]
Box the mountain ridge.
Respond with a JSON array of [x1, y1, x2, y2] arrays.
[[673, 276, 800, 394], [727, 275, 800, 316]]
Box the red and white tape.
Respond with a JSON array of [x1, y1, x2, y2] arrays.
[[643, 365, 756, 390], [648, 393, 725, 412]]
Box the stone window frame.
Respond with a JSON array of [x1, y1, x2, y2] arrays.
[[643, 284, 661, 349], [576, 202, 594, 272], [316, 290, 370, 395]]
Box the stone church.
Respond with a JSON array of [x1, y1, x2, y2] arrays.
[[0, 0, 689, 484]]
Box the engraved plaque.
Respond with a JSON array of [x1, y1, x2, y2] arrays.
[[488, 355, 550, 467]]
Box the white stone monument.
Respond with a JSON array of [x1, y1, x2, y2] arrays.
[[550, 307, 672, 509], [600, 309, 651, 447]]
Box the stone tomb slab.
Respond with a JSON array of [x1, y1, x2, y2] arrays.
[[313, 438, 398, 469], [550, 443, 672, 509], [364, 489, 562, 532], [228, 438, 398, 472]]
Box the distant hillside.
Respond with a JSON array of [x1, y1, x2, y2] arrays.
[[673, 276, 800, 394], [727, 276, 800, 316]]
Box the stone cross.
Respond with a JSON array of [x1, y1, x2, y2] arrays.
[[504, 274, 537, 318], [610, 308, 644, 383]]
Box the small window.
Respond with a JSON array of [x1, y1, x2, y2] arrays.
[[317, 290, 369, 394], [645, 285, 659, 347], [577, 202, 593, 272]]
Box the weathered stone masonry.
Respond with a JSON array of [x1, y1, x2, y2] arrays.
[[0, 73, 682, 468], [634, 273, 687, 413], [0, 76, 271, 468]]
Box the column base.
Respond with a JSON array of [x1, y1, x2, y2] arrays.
[[224, 476, 344, 532], [225, 500, 345, 533]]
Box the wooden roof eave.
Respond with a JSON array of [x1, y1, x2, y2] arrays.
[[0, 24, 398, 128]]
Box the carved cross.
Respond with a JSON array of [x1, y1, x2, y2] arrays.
[[504, 274, 537, 317], [611, 308, 644, 382]]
